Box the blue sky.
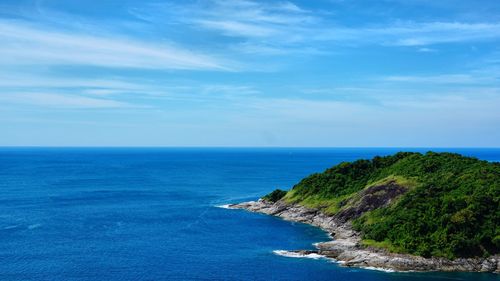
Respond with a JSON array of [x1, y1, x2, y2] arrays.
[[1, 0, 499, 147]]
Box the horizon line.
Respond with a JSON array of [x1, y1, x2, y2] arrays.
[[1, 146, 499, 149]]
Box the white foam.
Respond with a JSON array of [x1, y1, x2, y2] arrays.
[[360, 266, 396, 273], [215, 204, 233, 209], [273, 250, 324, 260], [326, 260, 397, 273]]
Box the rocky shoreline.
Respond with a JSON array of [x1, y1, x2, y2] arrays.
[[227, 199, 499, 273]]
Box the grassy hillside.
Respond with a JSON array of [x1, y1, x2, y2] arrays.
[[265, 152, 500, 259]]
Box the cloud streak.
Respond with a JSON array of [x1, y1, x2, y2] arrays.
[[0, 20, 229, 70], [0, 68, 263, 109], [142, 0, 500, 53], [0, 92, 135, 109]]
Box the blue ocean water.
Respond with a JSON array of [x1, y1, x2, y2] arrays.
[[0, 148, 498, 281]]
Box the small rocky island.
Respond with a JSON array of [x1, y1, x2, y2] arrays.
[[228, 152, 499, 272]]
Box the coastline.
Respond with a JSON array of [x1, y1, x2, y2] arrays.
[[226, 199, 499, 273]]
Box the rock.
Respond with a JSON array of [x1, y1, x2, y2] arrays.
[[228, 199, 499, 273], [334, 181, 408, 223], [294, 250, 318, 255]]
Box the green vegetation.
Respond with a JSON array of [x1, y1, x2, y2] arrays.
[[266, 152, 500, 259], [360, 239, 404, 253], [262, 189, 287, 202]]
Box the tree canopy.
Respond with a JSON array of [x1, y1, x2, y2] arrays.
[[265, 152, 500, 259]]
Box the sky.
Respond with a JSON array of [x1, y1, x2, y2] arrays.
[[1, 0, 500, 147]]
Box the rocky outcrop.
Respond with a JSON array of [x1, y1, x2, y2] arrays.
[[228, 199, 499, 273], [334, 181, 407, 223]]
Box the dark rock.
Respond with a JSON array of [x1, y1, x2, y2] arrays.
[[334, 181, 407, 223]]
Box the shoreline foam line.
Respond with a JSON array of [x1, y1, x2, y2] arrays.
[[214, 204, 233, 209], [273, 250, 324, 260]]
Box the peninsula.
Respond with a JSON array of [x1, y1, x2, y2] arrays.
[[229, 152, 499, 272]]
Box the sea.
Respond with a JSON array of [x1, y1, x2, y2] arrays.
[[0, 147, 498, 281]]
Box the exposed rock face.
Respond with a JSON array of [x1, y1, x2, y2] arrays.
[[229, 199, 499, 273], [334, 181, 407, 223]]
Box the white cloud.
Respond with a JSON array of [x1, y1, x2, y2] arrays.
[[381, 73, 499, 84], [196, 20, 276, 38], [389, 22, 500, 46], [0, 20, 229, 70], [124, 0, 500, 60], [383, 74, 475, 84], [417, 47, 437, 52], [159, 1, 500, 48], [0, 68, 263, 109], [131, 0, 317, 55], [0, 74, 141, 90], [0, 93, 135, 109], [315, 22, 500, 46], [195, 0, 312, 25]]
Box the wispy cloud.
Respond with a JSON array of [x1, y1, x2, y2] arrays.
[[383, 74, 476, 84], [382, 72, 499, 84], [385, 22, 500, 46], [0, 68, 262, 109], [0, 73, 142, 90], [0, 20, 229, 70], [0, 92, 135, 109], [191, 0, 314, 36], [139, 1, 500, 52], [417, 47, 437, 53], [312, 22, 500, 47], [3, 0, 500, 68], [196, 20, 277, 38], [131, 0, 319, 55]]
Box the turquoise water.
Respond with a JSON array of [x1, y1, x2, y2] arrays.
[[0, 148, 498, 281]]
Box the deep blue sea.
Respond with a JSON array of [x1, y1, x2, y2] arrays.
[[0, 148, 499, 281]]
